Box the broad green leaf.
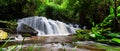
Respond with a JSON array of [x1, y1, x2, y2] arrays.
[[112, 38, 120, 44], [108, 33, 120, 37], [117, 6, 120, 11], [117, 13, 120, 17], [90, 33, 96, 38], [110, 6, 114, 14]]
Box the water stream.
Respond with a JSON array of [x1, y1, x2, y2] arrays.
[[17, 16, 77, 36]]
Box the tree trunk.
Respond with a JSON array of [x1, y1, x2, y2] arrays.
[[114, 0, 120, 32]]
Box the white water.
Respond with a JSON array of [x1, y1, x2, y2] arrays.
[[17, 16, 77, 36]]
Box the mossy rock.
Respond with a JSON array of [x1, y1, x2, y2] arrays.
[[17, 24, 38, 36], [0, 30, 8, 40], [22, 34, 33, 37], [76, 30, 90, 34], [74, 30, 91, 41], [94, 43, 120, 51]]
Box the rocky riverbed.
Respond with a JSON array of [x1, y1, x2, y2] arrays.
[[0, 35, 120, 51]]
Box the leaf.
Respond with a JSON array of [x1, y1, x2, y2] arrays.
[[117, 13, 120, 17], [90, 34, 96, 38], [117, 6, 120, 11], [107, 33, 120, 38], [112, 38, 120, 44], [110, 6, 114, 14]]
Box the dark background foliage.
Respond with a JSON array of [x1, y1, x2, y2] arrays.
[[0, 0, 120, 29]]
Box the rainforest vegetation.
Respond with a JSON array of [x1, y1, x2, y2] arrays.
[[0, 0, 120, 46]]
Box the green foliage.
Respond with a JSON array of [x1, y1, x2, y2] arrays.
[[107, 33, 120, 38], [36, 0, 79, 22], [112, 38, 120, 44], [117, 6, 120, 18], [28, 45, 35, 51], [78, 0, 111, 27], [110, 6, 114, 14], [0, 20, 17, 28], [0, 0, 41, 20], [88, 5, 120, 44], [37, 46, 41, 51], [90, 26, 105, 40], [74, 11, 117, 41], [7, 45, 18, 51], [89, 5, 120, 40], [76, 30, 90, 34], [74, 30, 91, 41], [89, 14, 114, 40], [0, 0, 117, 25], [20, 37, 25, 51], [94, 43, 120, 51], [109, 5, 120, 18], [0, 38, 11, 51]]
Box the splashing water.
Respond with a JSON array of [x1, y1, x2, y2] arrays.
[[17, 16, 77, 36]]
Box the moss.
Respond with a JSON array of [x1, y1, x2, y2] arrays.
[[94, 43, 120, 51], [73, 30, 91, 41], [22, 34, 32, 37]]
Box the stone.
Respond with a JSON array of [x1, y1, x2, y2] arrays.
[[0, 30, 8, 40], [17, 23, 38, 36]]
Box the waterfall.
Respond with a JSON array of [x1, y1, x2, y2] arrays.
[[17, 16, 77, 36]]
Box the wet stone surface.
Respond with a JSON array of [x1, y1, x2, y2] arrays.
[[6, 43, 90, 51], [0, 35, 120, 51]]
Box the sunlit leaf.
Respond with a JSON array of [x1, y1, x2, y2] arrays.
[[117, 13, 120, 17], [117, 6, 120, 11], [112, 38, 120, 44], [110, 6, 114, 14], [108, 33, 120, 37]]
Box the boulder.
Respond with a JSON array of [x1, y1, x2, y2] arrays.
[[0, 30, 8, 40], [17, 23, 38, 36]]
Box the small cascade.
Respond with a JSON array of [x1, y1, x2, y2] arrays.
[[15, 34, 23, 40], [17, 16, 78, 36]]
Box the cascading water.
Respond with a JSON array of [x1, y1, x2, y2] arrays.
[[17, 16, 77, 36]]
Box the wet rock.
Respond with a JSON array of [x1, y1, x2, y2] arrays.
[[6, 43, 90, 51], [1, 35, 120, 51], [30, 36, 73, 43], [0, 36, 73, 46], [17, 23, 38, 36]]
